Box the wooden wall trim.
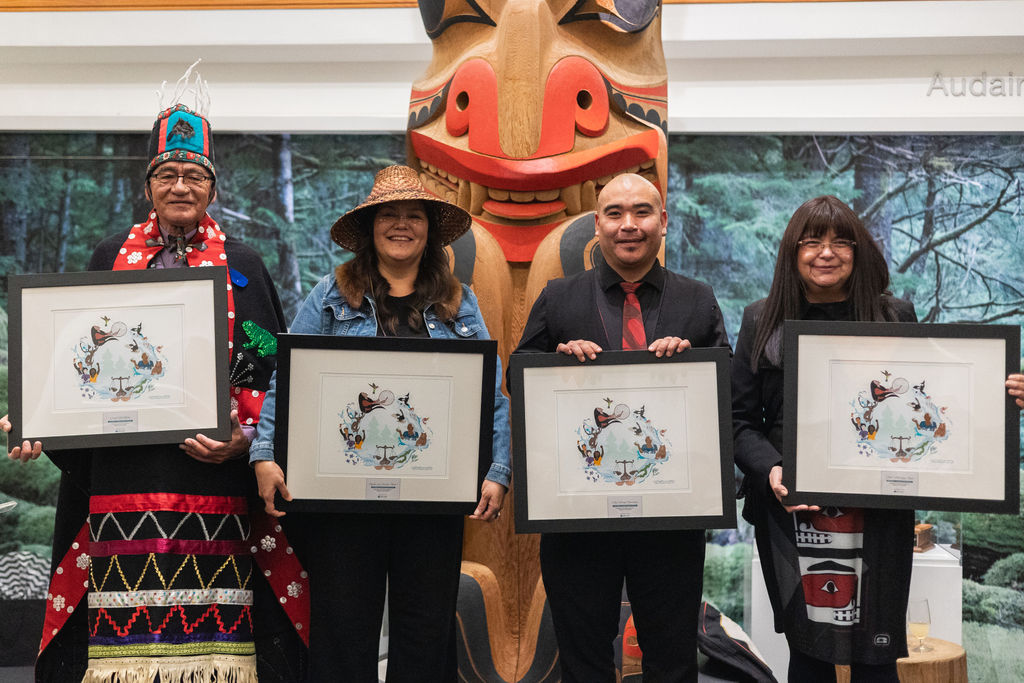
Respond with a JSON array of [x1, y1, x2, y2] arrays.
[[0, 1, 409, 10], [0, 0, 892, 12]]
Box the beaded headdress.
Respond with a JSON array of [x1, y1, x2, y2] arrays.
[[146, 60, 215, 179]]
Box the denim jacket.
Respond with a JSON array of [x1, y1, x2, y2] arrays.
[[249, 273, 511, 487]]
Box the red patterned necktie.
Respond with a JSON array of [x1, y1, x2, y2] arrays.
[[620, 282, 646, 350]]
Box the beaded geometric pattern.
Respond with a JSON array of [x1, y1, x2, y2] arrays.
[[90, 554, 252, 593], [85, 494, 255, 656], [91, 510, 249, 544]]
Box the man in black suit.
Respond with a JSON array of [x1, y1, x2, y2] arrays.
[[514, 173, 730, 682]]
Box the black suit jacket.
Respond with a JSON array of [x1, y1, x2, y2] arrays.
[[515, 259, 730, 354]]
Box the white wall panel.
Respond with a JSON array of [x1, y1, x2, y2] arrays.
[[1, 2, 1023, 133]]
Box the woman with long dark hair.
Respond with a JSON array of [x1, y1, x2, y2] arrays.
[[732, 196, 915, 682], [248, 165, 510, 681]]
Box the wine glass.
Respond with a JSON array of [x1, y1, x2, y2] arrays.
[[907, 598, 933, 652]]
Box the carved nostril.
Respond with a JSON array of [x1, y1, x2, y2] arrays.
[[455, 91, 470, 111], [577, 90, 593, 110]]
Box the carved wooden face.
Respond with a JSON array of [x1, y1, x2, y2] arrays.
[[408, 0, 668, 261]]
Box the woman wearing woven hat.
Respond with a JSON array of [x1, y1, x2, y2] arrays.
[[248, 165, 510, 680]]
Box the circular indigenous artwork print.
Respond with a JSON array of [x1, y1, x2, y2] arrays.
[[71, 316, 168, 402], [574, 397, 670, 486], [849, 369, 951, 463], [337, 383, 432, 471]]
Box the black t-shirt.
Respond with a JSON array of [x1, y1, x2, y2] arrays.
[[378, 293, 429, 338]]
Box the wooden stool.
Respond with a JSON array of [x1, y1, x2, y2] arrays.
[[835, 637, 967, 682]]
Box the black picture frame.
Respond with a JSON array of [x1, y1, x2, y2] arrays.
[[8, 267, 230, 449], [274, 334, 496, 514], [783, 320, 1020, 513], [509, 348, 736, 533]]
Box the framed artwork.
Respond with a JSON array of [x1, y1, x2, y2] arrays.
[[8, 268, 230, 449], [274, 334, 496, 514], [509, 348, 735, 533], [783, 320, 1020, 513]]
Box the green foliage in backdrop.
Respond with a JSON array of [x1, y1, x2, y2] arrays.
[[984, 553, 1024, 591], [702, 542, 750, 623]]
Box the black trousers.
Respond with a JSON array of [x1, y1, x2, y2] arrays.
[[300, 513, 464, 683], [539, 529, 705, 683]]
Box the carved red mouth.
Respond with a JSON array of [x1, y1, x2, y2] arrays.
[[411, 128, 660, 211], [410, 129, 662, 260]]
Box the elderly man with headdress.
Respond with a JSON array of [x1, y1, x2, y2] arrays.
[[4, 68, 305, 682]]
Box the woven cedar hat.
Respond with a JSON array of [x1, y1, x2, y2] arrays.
[[330, 165, 471, 251]]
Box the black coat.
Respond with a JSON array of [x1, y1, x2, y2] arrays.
[[732, 295, 917, 483]]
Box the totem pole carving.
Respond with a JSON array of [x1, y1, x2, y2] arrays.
[[406, 0, 668, 675], [409, 0, 667, 349]]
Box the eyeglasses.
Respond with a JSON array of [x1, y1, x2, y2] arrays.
[[797, 238, 856, 255], [151, 170, 214, 187]]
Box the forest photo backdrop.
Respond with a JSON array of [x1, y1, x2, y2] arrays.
[[1, 131, 1022, 679]]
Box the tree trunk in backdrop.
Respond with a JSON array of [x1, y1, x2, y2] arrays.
[[273, 134, 303, 317], [1, 134, 31, 266], [853, 137, 894, 266]]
